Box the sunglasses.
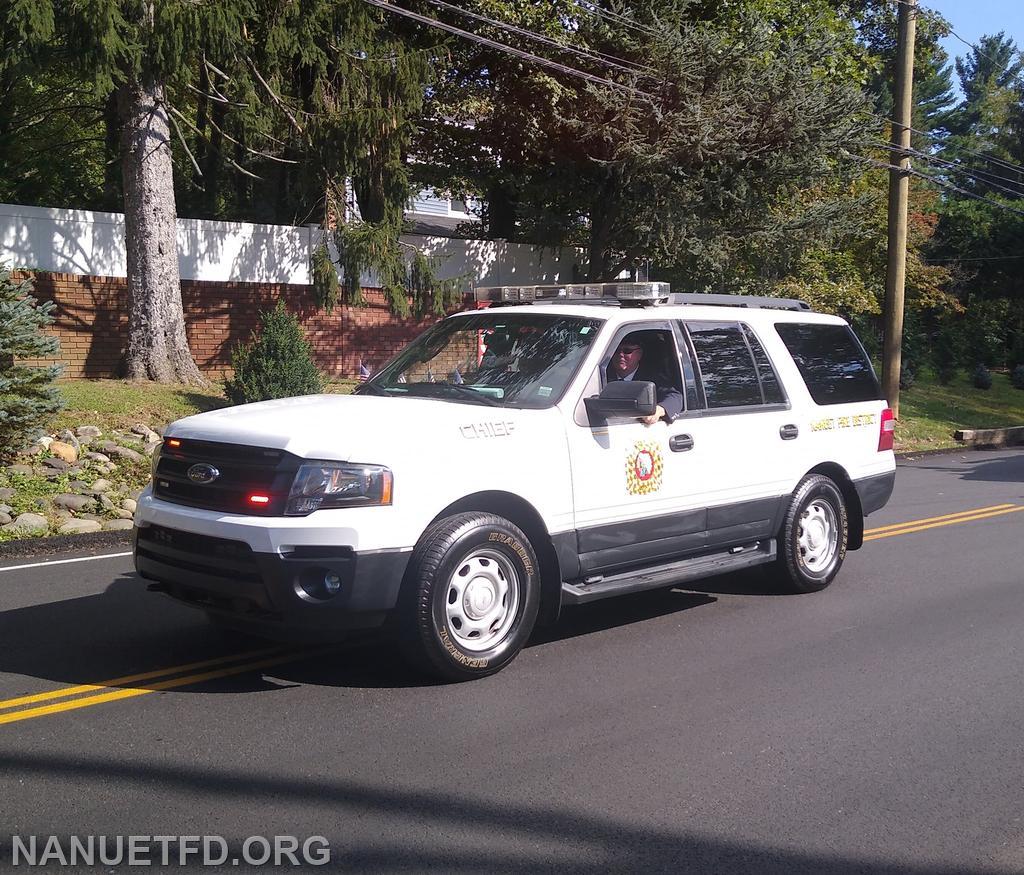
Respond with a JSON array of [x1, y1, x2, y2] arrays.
[[617, 346, 642, 355]]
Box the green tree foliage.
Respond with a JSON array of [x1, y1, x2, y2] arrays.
[[0, 267, 63, 457], [923, 34, 1024, 370], [421, 0, 877, 291], [224, 302, 324, 405], [1, 1, 447, 333]]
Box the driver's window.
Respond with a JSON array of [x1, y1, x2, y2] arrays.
[[601, 327, 685, 399], [573, 325, 687, 427]]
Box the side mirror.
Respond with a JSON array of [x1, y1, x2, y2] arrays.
[[584, 380, 657, 420]]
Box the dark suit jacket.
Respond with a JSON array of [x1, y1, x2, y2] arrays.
[[606, 363, 684, 422]]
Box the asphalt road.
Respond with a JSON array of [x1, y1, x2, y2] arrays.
[[1, 448, 1023, 874]]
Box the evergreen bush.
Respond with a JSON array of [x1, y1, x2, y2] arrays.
[[899, 362, 915, 391], [962, 299, 1009, 370], [972, 363, 993, 391], [1012, 364, 1024, 391], [223, 301, 324, 405], [1009, 331, 1024, 372], [930, 319, 960, 385], [0, 267, 63, 458]]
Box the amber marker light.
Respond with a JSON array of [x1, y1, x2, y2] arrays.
[[166, 438, 182, 448]]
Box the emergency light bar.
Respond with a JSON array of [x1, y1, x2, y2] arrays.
[[474, 282, 671, 305]]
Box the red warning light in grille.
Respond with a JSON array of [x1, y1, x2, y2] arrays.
[[248, 494, 271, 505]]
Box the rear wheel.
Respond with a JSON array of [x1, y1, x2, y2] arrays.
[[775, 474, 848, 593], [400, 512, 540, 681]]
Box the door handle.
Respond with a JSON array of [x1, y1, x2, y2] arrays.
[[780, 424, 799, 440], [669, 434, 694, 452]]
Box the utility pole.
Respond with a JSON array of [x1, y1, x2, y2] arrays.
[[882, 0, 917, 417]]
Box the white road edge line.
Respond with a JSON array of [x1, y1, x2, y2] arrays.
[[0, 551, 133, 573]]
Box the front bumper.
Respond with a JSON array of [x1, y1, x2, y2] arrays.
[[133, 523, 410, 638]]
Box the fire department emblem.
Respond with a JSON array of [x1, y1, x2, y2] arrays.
[[625, 440, 663, 495]]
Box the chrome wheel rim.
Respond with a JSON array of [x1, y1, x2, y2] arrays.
[[445, 549, 520, 652], [798, 499, 839, 573]]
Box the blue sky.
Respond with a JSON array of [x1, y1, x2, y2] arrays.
[[924, 0, 1024, 77]]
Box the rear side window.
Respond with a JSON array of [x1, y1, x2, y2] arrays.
[[775, 323, 882, 405], [686, 322, 763, 408], [742, 325, 785, 404]]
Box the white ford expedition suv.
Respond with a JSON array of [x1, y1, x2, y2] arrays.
[[134, 283, 896, 680]]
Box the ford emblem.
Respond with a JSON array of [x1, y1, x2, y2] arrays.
[[187, 463, 220, 485]]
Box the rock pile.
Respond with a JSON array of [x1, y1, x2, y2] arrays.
[[1, 423, 160, 538]]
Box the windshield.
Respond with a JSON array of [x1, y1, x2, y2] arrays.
[[357, 313, 604, 408]]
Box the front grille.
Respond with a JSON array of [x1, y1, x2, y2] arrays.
[[153, 438, 301, 514], [136, 524, 261, 582]]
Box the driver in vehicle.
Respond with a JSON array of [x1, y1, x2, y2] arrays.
[[606, 333, 684, 425]]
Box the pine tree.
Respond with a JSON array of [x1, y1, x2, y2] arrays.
[[2, 1, 437, 381], [0, 267, 63, 457], [421, 0, 875, 285], [223, 302, 324, 405]]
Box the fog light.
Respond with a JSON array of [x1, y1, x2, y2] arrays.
[[296, 567, 343, 602]]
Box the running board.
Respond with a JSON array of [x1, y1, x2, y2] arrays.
[[561, 540, 776, 605]]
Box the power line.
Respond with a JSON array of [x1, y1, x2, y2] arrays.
[[874, 140, 1024, 199], [361, 0, 656, 98], [908, 147, 1024, 197], [572, 1, 664, 40], [869, 112, 1024, 179], [925, 254, 1024, 263], [849, 151, 1024, 218], [424, 0, 658, 78], [891, 0, 1024, 77]]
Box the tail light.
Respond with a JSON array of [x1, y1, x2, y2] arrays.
[[878, 407, 896, 452]]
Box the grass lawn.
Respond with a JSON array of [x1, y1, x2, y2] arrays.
[[896, 371, 1024, 451], [54, 378, 359, 435], [52, 372, 1024, 453]]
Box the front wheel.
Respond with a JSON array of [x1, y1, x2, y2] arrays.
[[775, 474, 848, 593], [400, 512, 541, 681]]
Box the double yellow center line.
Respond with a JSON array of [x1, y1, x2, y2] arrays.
[[0, 501, 1019, 728], [864, 503, 1024, 541], [0, 645, 329, 726]]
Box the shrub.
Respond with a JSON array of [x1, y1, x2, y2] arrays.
[[972, 363, 993, 391], [1009, 331, 1024, 371], [899, 362, 915, 391], [1012, 364, 1024, 391], [0, 267, 63, 458], [224, 301, 324, 405], [962, 298, 1009, 370], [931, 319, 960, 384]]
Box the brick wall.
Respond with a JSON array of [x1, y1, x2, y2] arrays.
[[19, 272, 470, 379]]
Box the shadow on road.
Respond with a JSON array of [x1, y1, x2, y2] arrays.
[[0, 572, 725, 693], [902, 447, 1024, 486], [0, 751, 1001, 875]]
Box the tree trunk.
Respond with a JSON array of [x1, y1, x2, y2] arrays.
[[102, 91, 123, 209], [118, 79, 206, 384], [587, 204, 612, 282]]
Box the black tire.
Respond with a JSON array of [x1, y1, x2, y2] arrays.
[[775, 474, 848, 593], [399, 512, 541, 681]]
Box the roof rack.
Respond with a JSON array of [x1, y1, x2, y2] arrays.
[[669, 293, 811, 312]]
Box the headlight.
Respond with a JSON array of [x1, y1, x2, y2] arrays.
[[286, 462, 393, 515]]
